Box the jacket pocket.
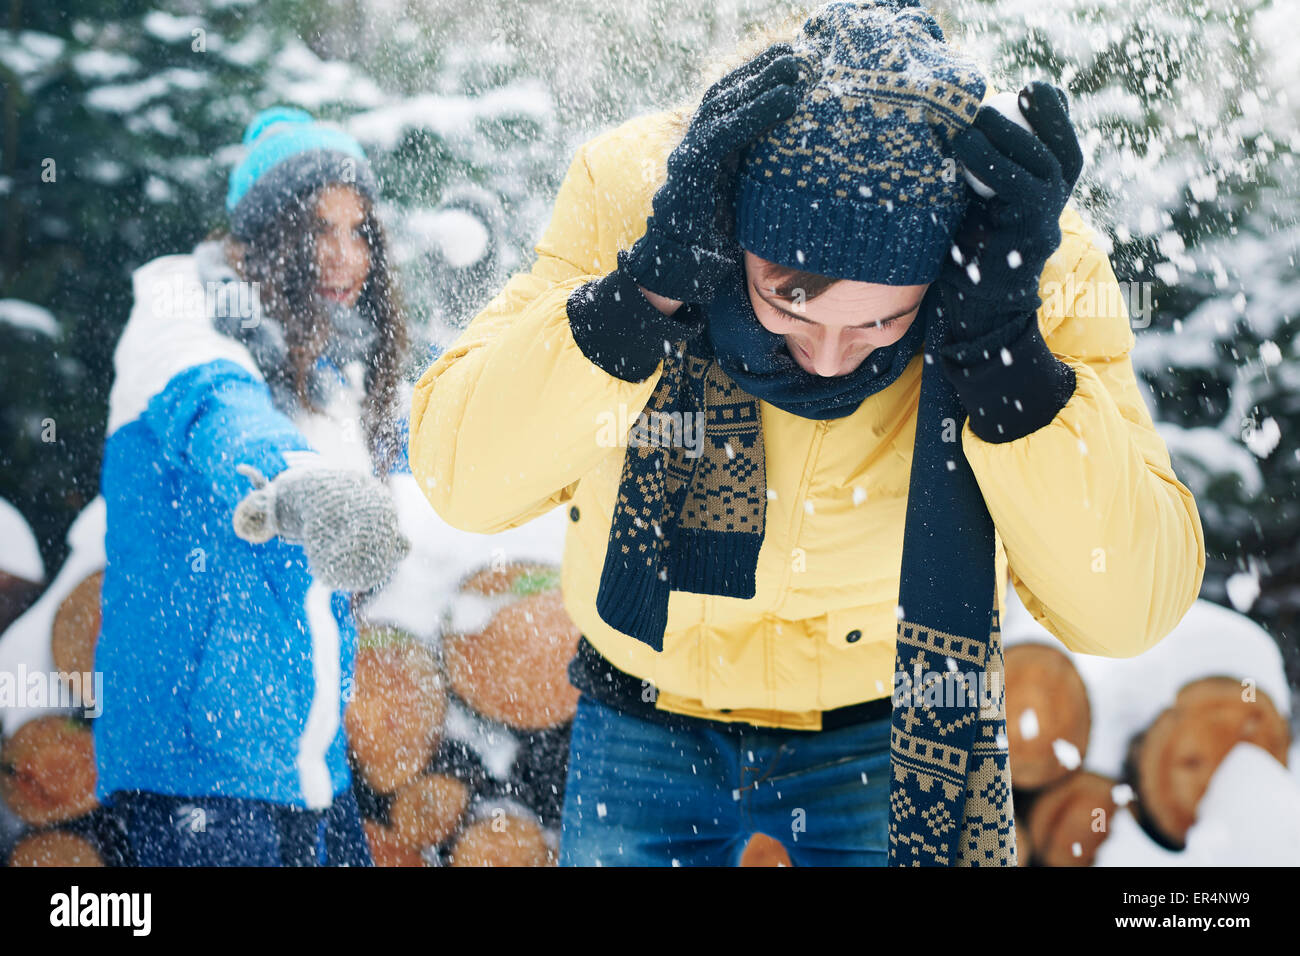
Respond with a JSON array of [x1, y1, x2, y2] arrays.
[[186, 592, 312, 769], [824, 605, 878, 650], [820, 605, 898, 709]]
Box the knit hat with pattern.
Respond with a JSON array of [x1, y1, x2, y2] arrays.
[[734, 1, 987, 285]]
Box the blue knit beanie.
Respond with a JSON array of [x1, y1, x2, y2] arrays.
[[734, 1, 987, 285], [226, 106, 379, 242]]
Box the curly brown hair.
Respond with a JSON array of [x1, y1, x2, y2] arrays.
[[207, 186, 409, 476]]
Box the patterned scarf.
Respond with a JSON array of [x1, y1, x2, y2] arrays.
[[593, 262, 1016, 866]]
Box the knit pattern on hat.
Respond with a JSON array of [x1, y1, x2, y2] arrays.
[[735, 1, 987, 284]]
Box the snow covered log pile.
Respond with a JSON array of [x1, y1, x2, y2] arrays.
[[1128, 676, 1289, 847], [350, 561, 580, 866], [343, 473, 579, 867], [0, 500, 121, 866], [1001, 588, 1299, 866]]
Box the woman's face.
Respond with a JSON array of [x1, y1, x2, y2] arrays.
[[743, 251, 928, 378], [313, 184, 371, 309]]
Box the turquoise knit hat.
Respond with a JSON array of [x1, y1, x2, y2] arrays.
[[226, 106, 379, 241], [734, 1, 987, 285]]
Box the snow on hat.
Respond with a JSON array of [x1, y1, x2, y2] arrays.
[[733, 0, 987, 285], [226, 106, 379, 242]]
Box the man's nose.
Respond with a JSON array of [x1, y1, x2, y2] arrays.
[[809, 328, 849, 377]]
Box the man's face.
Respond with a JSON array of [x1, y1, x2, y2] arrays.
[[743, 251, 928, 378]]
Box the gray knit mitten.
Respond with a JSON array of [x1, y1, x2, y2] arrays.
[[232, 463, 410, 592]]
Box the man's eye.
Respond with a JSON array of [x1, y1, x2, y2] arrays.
[[858, 317, 898, 331]]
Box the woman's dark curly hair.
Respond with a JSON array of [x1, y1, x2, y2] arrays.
[[208, 185, 409, 477]]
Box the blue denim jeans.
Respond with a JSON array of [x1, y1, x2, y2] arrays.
[[559, 694, 891, 866], [110, 786, 373, 867]]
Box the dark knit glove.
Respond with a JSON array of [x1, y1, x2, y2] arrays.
[[938, 82, 1084, 342], [935, 82, 1084, 443], [620, 44, 805, 303], [233, 464, 409, 592], [568, 43, 805, 383]]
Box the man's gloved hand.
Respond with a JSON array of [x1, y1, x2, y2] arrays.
[[232, 463, 410, 592], [620, 43, 806, 305], [937, 81, 1085, 346]]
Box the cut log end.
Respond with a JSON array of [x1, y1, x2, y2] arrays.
[[0, 715, 99, 826], [50, 571, 103, 708], [1026, 771, 1118, 867], [444, 565, 581, 729], [344, 629, 446, 794], [388, 773, 470, 849], [8, 830, 104, 867], [449, 814, 555, 867], [1004, 643, 1091, 790], [363, 819, 428, 867], [1135, 676, 1291, 847]]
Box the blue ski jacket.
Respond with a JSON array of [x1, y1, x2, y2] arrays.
[[94, 249, 404, 809]]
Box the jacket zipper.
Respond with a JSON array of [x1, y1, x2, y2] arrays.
[[773, 418, 831, 607]]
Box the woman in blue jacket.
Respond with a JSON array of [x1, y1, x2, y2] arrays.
[[94, 107, 410, 866]]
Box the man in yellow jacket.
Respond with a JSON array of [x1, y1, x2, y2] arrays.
[[409, 1, 1204, 866]]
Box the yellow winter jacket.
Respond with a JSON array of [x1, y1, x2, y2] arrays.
[[409, 105, 1207, 730]]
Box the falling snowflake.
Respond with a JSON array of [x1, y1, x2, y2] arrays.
[[1052, 738, 1082, 770], [1243, 417, 1280, 459], [1226, 561, 1261, 612]]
